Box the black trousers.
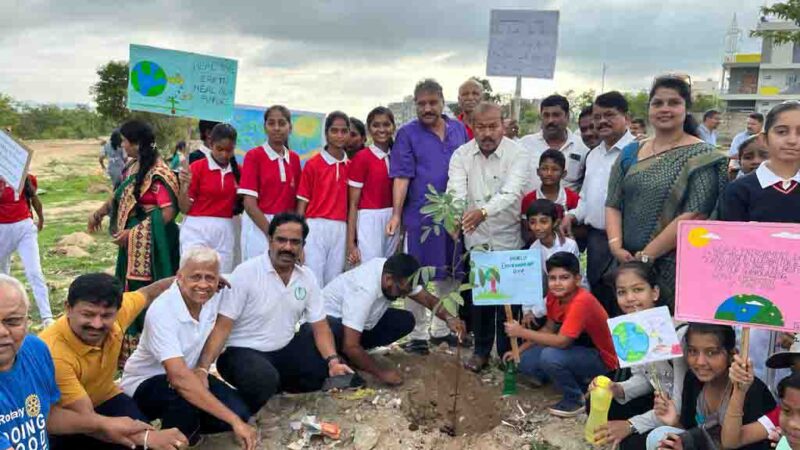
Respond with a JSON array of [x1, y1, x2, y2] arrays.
[[472, 304, 522, 358], [327, 308, 415, 350], [133, 374, 250, 446], [216, 323, 330, 415], [50, 393, 147, 450], [586, 227, 621, 317]]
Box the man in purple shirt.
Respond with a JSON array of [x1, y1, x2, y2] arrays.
[[386, 79, 469, 354]]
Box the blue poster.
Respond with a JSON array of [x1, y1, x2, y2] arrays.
[[470, 249, 543, 307], [230, 104, 326, 165], [127, 44, 238, 121]]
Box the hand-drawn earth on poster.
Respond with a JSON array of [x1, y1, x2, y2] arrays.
[[607, 306, 683, 368], [611, 322, 649, 363], [230, 104, 325, 165]]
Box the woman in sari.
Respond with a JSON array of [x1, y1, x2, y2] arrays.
[[88, 119, 180, 331], [605, 76, 728, 311]]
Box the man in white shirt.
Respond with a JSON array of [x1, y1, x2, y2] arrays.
[[196, 213, 352, 416], [447, 101, 530, 372], [519, 95, 590, 192], [561, 92, 635, 315], [324, 254, 466, 385], [119, 246, 257, 450]]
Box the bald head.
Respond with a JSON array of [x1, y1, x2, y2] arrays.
[[458, 79, 484, 116]]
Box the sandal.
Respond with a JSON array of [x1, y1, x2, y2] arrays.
[[464, 354, 489, 373]]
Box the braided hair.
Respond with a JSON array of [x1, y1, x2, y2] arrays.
[[120, 120, 158, 218]]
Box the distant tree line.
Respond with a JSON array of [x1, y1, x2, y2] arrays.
[[0, 93, 114, 140]]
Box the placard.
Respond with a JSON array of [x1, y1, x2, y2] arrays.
[[675, 220, 800, 332], [230, 104, 325, 165], [470, 249, 543, 307], [127, 44, 238, 121], [0, 130, 32, 192], [486, 9, 559, 78], [607, 307, 683, 368]]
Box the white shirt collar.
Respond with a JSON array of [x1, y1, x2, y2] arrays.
[[535, 186, 566, 206], [205, 153, 232, 175], [598, 131, 636, 153], [369, 144, 388, 160], [199, 143, 212, 156], [532, 129, 576, 152], [469, 136, 511, 158], [755, 161, 800, 189], [320, 148, 348, 165], [165, 283, 202, 324], [262, 142, 290, 162]]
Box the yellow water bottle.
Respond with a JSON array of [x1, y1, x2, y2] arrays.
[[585, 375, 613, 444]]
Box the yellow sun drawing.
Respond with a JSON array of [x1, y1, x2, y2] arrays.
[[687, 227, 712, 248]]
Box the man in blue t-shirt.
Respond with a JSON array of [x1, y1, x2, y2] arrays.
[[0, 275, 152, 449]]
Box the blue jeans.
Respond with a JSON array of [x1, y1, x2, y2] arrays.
[[519, 345, 608, 403]]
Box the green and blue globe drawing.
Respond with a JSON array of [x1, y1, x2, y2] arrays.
[[130, 61, 167, 97], [612, 322, 649, 363], [714, 294, 784, 327]]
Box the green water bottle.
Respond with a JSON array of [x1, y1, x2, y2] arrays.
[[585, 375, 613, 444], [502, 361, 518, 396]]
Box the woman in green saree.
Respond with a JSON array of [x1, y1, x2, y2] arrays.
[[605, 76, 728, 311], [88, 119, 180, 332]]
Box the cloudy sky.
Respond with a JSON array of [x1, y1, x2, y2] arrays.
[[0, 0, 767, 118]]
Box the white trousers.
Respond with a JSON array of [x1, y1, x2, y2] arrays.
[[240, 213, 274, 262], [403, 233, 451, 340], [0, 219, 52, 320], [180, 216, 235, 273], [357, 208, 399, 263], [305, 218, 346, 287]]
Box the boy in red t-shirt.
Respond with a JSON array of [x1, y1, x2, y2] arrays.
[[505, 251, 617, 418]]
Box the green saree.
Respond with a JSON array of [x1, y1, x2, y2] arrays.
[[605, 141, 728, 310]]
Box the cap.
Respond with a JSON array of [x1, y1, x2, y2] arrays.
[[594, 375, 612, 388], [767, 334, 800, 369]]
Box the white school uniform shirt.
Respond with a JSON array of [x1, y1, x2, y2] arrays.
[[569, 131, 635, 230], [120, 282, 222, 396], [525, 235, 583, 317], [220, 253, 325, 352], [323, 258, 422, 332], [518, 130, 590, 192]]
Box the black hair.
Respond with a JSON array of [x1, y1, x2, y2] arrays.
[[614, 261, 659, 289], [414, 78, 444, 100], [749, 112, 764, 123], [325, 111, 350, 135], [366, 106, 396, 149], [578, 106, 593, 121], [210, 123, 237, 144], [67, 273, 124, 309], [631, 118, 647, 128], [545, 251, 580, 275], [383, 253, 421, 281], [685, 323, 736, 354], [109, 129, 122, 150], [349, 117, 366, 139], [778, 372, 800, 399], [702, 109, 720, 122], [525, 198, 561, 221], [539, 148, 566, 170], [737, 134, 764, 158], [594, 91, 629, 114], [22, 175, 36, 213], [540, 94, 570, 116], [649, 76, 699, 137], [267, 212, 309, 241], [172, 140, 186, 159], [264, 105, 292, 124], [120, 119, 158, 217], [199, 120, 220, 142], [765, 101, 800, 135]]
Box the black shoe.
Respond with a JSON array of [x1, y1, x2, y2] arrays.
[[401, 339, 430, 355], [429, 334, 459, 348]]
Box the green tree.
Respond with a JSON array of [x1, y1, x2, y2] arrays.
[[91, 61, 130, 124], [623, 91, 650, 121], [750, 0, 800, 45], [692, 94, 721, 113], [0, 93, 19, 129]]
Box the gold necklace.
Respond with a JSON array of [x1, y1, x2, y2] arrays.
[[650, 136, 684, 159]]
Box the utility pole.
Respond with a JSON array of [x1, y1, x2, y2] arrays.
[[600, 63, 607, 93]]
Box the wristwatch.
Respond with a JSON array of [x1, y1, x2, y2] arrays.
[[627, 420, 637, 435], [325, 354, 341, 365], [480, 207, 488, 219], [639, 253, 650, 264]]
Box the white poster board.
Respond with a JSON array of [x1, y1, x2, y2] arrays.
[[486, 9, 559, 79], [607, 307, 683, 368], [0, 130, 32, 192]]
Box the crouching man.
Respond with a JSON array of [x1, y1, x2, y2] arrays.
[[119, 247, 257, 449], [323, 253, 466, 385]]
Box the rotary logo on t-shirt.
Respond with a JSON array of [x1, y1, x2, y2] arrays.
[[294, 286, 307, 301], [1, 393, 48, 449]]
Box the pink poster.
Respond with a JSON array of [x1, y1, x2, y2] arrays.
[[675, 220, 800, 332]]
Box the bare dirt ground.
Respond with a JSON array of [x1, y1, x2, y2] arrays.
[[27, 139, 590, 449]]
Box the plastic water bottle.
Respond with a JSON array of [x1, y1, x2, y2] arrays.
[[585, 375, 613, 444], [776, 436, 792, 450]]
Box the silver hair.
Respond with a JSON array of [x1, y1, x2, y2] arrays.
[[0, 274, 30, 311], [179, 246, 221, 270], [473, 101, 503, 118]]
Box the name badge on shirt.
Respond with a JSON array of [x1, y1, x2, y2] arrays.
[[294, 286, 307, 301], [569, 153, 582, 162]]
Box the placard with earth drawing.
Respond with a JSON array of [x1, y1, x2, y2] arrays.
[[229, 104, 325, 166], [469, 249, 543, 307], [607, 306, 683, 368], [127, 44, 238, 121], [675, 220, 800, 332]]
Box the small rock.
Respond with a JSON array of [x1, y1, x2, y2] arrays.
[[353, 425, 380, 450], [355, 413, 362, 422], [57, 232, 95, 248], [87, 183, 112, 194], [53, 245, 90, 258]]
